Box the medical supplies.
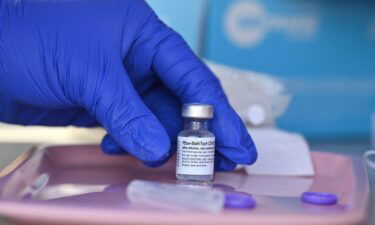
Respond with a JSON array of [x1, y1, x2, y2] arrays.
[[301, 192, 338, 205], [224, 192, 256, 209], [126, 180, 224, 213], [176, 104, 216, 181]]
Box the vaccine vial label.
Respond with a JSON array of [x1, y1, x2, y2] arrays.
[[176, 136, 215, 175]]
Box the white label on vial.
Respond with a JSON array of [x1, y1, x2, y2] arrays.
[[176, 136, 215, 175]]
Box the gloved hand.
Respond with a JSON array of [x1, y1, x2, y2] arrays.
[[0, 0, 257, 170]]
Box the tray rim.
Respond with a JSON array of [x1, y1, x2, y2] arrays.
[[0, 148, 35, 178], [0, 144, 370, 225]]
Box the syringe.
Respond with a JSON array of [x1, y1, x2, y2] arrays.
[[126, 180, 225, 213]]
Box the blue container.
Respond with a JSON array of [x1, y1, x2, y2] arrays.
[[204, 0, 375, 139], [146, 0, 208, 54]]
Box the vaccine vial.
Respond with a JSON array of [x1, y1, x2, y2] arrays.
[[176, 104, 215, 181]]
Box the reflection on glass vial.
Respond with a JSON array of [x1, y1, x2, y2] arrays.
[[176, 104, 215, 182]]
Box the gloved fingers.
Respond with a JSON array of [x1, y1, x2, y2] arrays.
[[142, 153, 171, 168], [101, 84, 182, 167], [82, 60, 170, 163], [101, 132, 171, 167], [141, 84, 183, 143], [213, 109, 258, 165], [101, 84, 245, 170], [102, 132, 239, 171], [100, 134, 168, 165], [141, 84, 182, 167], [101, 134, 127, 155], [129, 13, 257, 165], [215, 152, 238, 172]]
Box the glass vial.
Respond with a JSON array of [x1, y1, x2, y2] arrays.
[[176, 104, 215, 181]]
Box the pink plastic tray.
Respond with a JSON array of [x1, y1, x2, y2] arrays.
[[0, 145, 369, 225]]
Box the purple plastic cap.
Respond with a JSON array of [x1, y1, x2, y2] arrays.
[[225, 192, 256, 209], [301, 192, 338, 205]]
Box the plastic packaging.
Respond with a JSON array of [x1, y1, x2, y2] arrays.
[[206, 61, 292, 127], [126, 180, 225, 213], [364, 150, 375, 170]]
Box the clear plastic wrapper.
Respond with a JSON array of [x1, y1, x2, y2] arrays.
[[126, 180, 225, 213], [206, 61, 292, 127]]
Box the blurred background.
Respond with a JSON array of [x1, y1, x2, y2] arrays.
[[146, 0, 375, 143], [0, 1, 375, 224]]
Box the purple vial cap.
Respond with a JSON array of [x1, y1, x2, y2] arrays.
[[225, 192, 256, 209], [301, 192, 338, 205]]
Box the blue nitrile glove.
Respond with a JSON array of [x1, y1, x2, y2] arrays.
[[0, 0, 257, 170]]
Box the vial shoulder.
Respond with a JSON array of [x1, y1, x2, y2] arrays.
[[178, 130, 215, 138]]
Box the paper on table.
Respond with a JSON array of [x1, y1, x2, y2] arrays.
[[243, 128, 315, 176]]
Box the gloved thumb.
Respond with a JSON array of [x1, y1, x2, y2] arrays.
[[80, 60, 170, 163]]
